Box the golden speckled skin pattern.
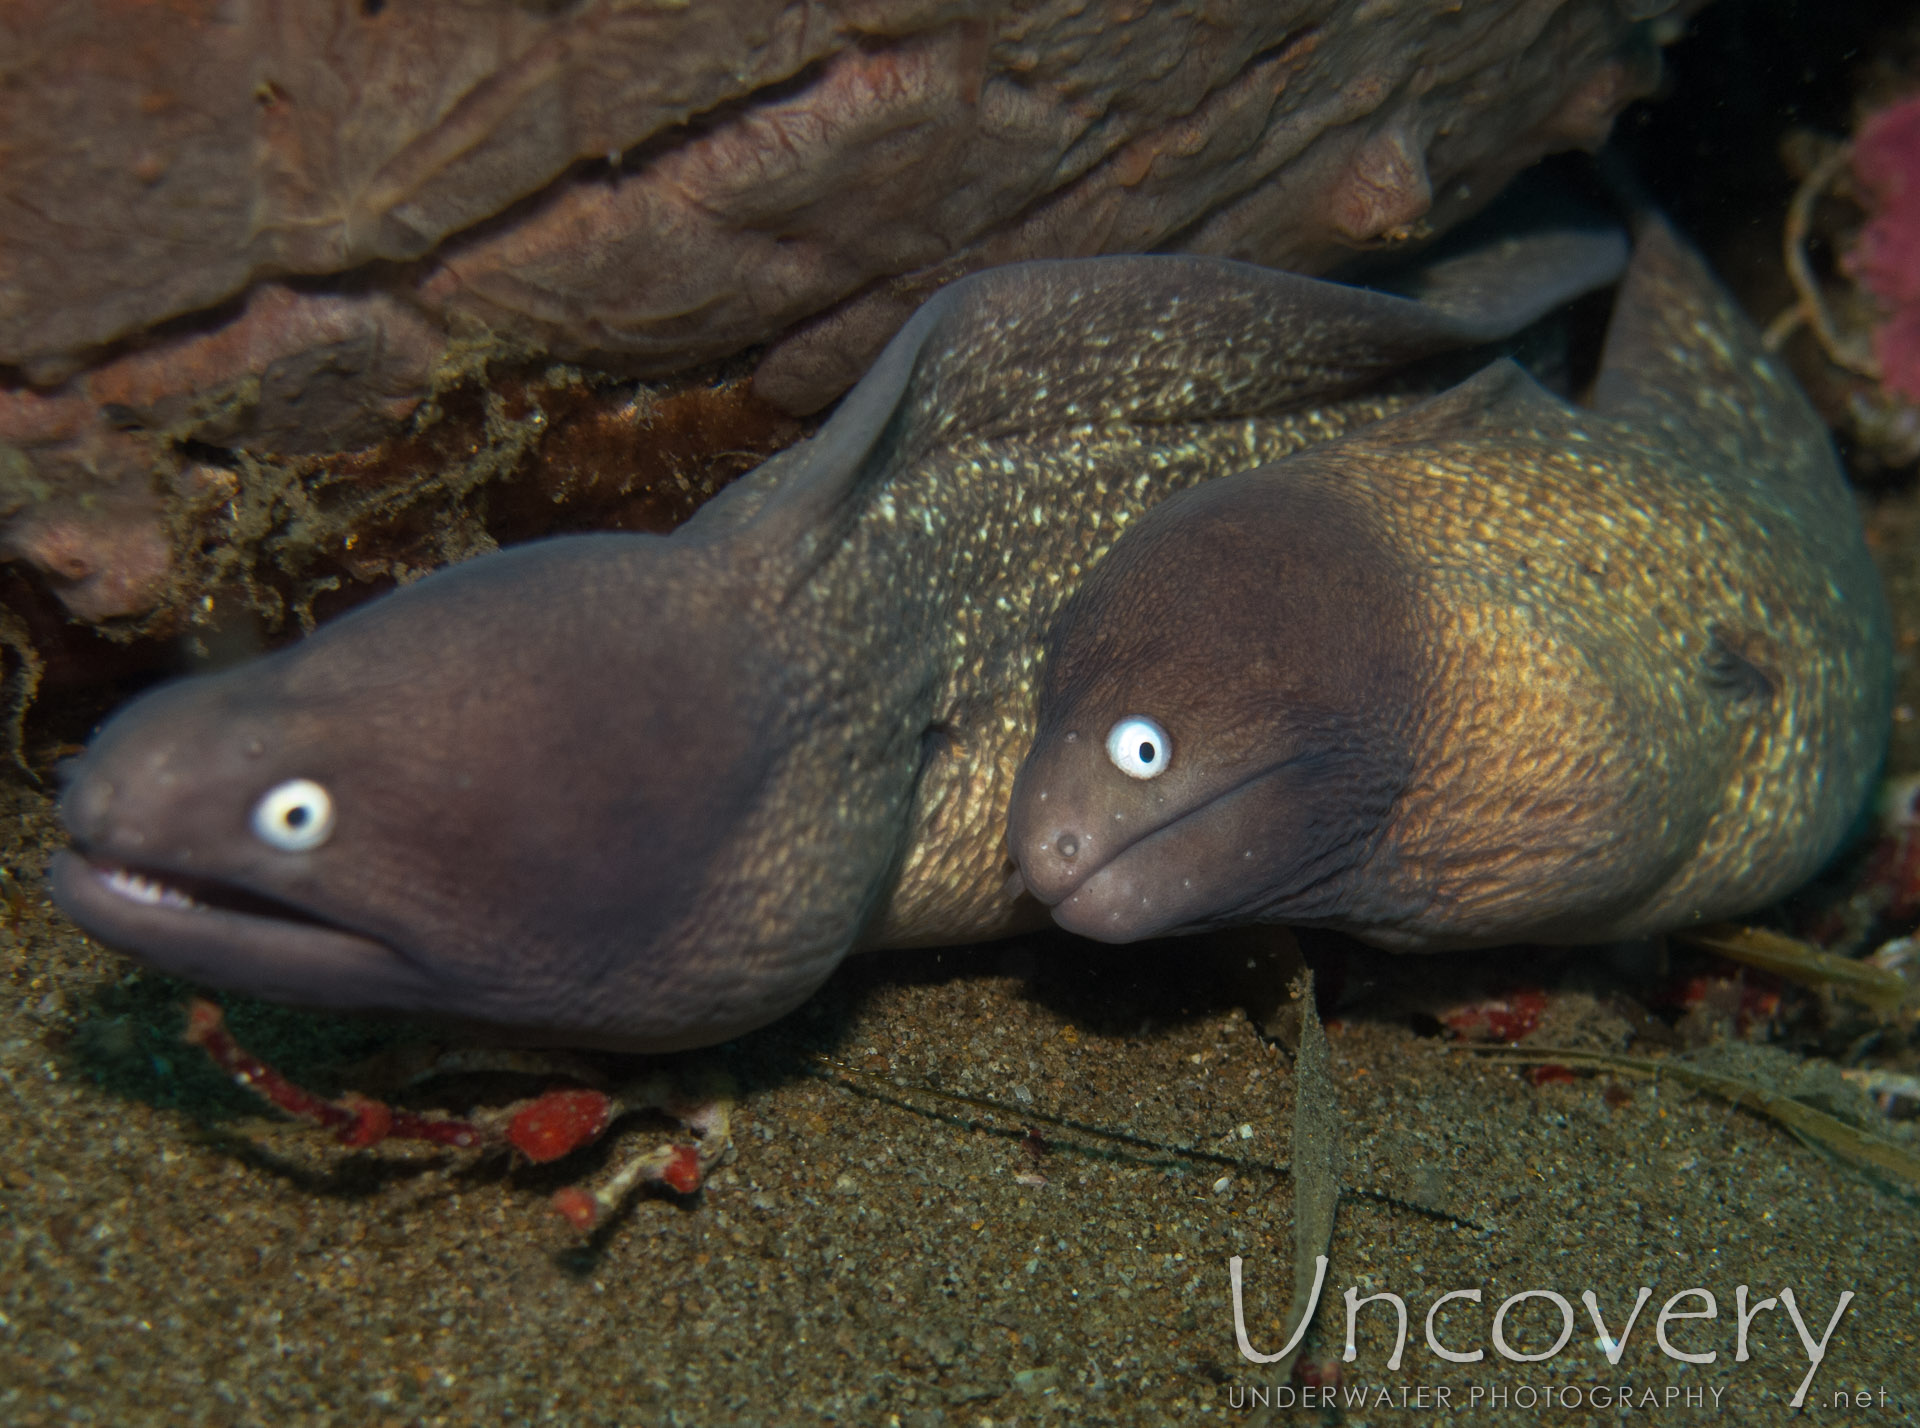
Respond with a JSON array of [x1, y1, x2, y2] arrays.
[[723, 402, 1415, 967], [854, 411, 1411, 946], [1299, 229, 1887, 945], [698, 242, 1596, 968], [50, 230, 1636, 1052]]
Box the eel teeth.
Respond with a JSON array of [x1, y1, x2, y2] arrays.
[[99, 865, 202, 911]]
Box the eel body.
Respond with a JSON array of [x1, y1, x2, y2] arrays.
[[1009, 219, 1893, 949], [49, 211, 1628, 1050]]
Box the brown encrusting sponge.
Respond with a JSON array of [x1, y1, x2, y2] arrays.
[[0, 0, 1693, 638]]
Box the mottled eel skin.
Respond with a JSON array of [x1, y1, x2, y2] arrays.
[[1011, 218, 1892, 949], [50, 217, 1627, 1051]]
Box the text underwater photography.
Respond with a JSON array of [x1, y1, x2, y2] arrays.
[[1220, 1253, 1901, 1417]]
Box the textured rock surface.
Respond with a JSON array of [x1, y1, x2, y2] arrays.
[[0, 0, 1690, 629]]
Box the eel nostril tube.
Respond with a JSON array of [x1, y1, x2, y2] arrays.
[[1056, 833, 1079, 859]]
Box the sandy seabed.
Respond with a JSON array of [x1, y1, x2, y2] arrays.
[[2, 734, 1917, 1427]]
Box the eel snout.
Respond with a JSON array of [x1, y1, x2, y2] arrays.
[[48, 689, 444, 1013], [1006, 729, 1110, 908], [1005, 725, 1216, 942]]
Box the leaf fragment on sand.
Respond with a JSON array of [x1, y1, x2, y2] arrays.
[[1245, 971, 1344, 1423], [1464, 1044, 1920, 1192], [1680, 923, 1913, 1015]]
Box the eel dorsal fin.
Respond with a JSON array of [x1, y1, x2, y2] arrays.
[[1587, 217, 1836, 483], [688, 220, 1629, 557]]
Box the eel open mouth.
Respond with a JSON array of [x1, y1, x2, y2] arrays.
[[81, 856, 346, 930], [47, 849, 442, 1011], [96, 862, 203, 912]]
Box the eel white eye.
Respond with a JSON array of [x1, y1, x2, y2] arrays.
[[1105, 715, 1171, 780], [251, 779, 336, 852]]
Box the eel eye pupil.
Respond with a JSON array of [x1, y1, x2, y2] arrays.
[[1105, 715, 1171, 780], [251, 778, 336, 853]]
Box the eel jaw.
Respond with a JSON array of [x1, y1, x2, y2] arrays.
[[48, 849, 442, 1011], [1021, 761, 1296, 944], [1044, 826, 1208, 944]]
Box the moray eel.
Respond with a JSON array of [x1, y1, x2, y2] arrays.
[[1009, 219, 1892, 948], [50, 209, 1628, 1050]]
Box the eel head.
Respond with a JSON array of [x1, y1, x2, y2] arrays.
[[51, 534, 822, 1052], [1008, 470, 1418, 943]]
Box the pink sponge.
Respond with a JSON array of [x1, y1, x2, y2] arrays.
[[1848, 94, 1920, 402]]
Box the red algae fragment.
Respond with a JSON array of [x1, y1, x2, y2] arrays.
[[181, 997, 731, 1229], [335, 1094, 396, 1148], [508, 1088, 615, 1163], [1440, 988, 1549, 1042], [186, 997, 481, 1149], [1654, 972, 1783, 1040], [659, 1145, 705, 1196], [550, 1187, 602, 1231]]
